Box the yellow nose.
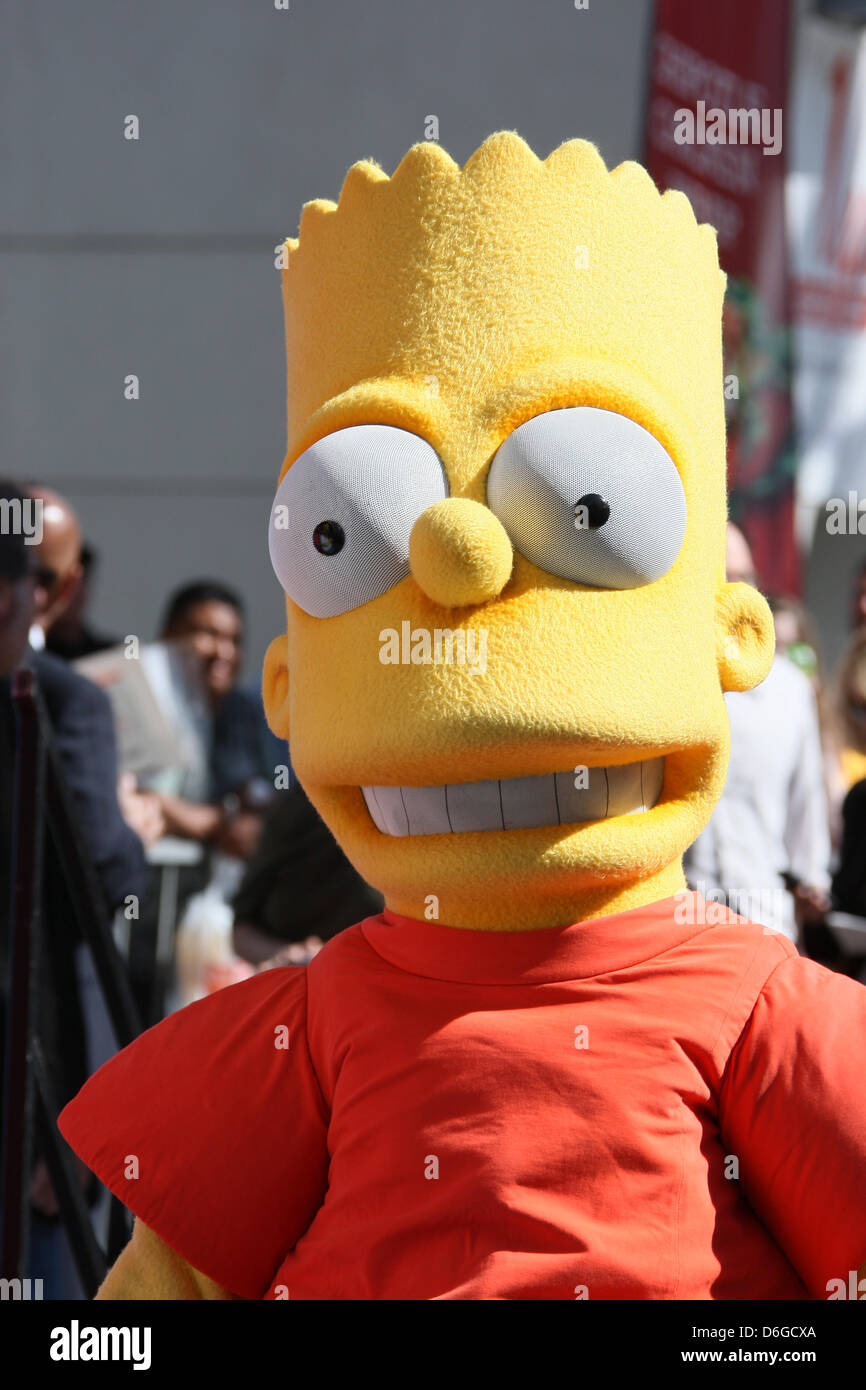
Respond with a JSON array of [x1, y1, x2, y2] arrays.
[[409, 498, 513, 607]]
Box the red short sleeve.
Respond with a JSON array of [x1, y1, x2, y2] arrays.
[[58, 967, 330, 1299], [718, 956, 866, 1298]]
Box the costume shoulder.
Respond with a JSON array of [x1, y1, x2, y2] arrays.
[[668, 907, 798, 1075], [59, 967, 330, 1299], [719, 953, 866, 1296]]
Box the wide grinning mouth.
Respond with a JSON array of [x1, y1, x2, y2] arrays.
[[361, 758, 665, 836]]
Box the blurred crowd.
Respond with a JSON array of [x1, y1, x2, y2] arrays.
[[685, 522, 866, 972]]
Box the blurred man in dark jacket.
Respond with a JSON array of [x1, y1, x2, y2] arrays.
[[1, 480, 157, 1251]]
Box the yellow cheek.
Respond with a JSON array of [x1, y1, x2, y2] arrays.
[[279, 547, 726, 793]]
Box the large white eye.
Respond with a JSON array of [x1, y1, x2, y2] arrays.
[[486, 407, 686, 589], [269, 424, 448, 617]]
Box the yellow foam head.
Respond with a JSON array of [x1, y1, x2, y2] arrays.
[[263, 132, 774, 930]]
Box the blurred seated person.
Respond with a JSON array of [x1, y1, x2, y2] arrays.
[[152, 581, 281, 861], [834, 631, 866, 792], [44, 541, 119, 661], [804, 777, 866, 981], [232, 774, 383, 970], [832, 777, 866, 920]]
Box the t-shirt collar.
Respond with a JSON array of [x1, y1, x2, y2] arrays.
[[361, 892, 705, 984]]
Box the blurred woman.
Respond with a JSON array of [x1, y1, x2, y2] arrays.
[[768, 593, 846, 847]]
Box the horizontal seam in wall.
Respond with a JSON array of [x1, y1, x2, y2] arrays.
[[0, 234, 277, 253], [48, 477, 278, 495]]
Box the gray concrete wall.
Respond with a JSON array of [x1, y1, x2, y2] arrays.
[[1, 0, 654, 679]]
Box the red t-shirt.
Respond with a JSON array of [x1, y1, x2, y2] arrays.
[[58, 893, 866, 1300]]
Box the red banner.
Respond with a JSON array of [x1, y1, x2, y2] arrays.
[[645, 0, 797, 595]]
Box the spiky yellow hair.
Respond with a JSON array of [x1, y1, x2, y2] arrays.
[[278, 131, 726, 483]]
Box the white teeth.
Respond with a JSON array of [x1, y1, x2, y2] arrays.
[[501, 772, 558, 830], [400, 784, 451, 835], [362, 758, 665, 836], [446, 779, 502, 833]]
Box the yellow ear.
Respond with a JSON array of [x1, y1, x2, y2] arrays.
[[262, 634, 291, 738], [715, 583, 775, 692]]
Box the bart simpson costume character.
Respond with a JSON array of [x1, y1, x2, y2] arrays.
[[59, 133, 866, 1300]]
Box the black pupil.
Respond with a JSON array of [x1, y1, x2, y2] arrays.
[[313, 520, 345, 556], [574, 493, 611, 530]]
